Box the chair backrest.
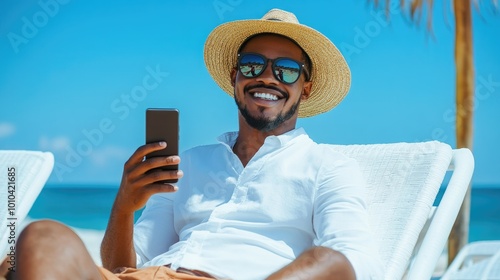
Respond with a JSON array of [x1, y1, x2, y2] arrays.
[[327, 141, 457, 279], [0, 150, 54, 256]]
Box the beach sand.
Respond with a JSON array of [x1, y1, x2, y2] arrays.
[[73, 227, 104, 266]]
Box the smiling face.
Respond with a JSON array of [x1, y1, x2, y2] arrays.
[[231, 33, 312, 133]]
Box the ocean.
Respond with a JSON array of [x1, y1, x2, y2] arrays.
[[28, 184, 500, 242]]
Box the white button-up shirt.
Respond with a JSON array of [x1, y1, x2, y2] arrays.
[[134, 128, 383, 279]]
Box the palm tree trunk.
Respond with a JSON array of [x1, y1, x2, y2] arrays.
[[448, 0, 474, 264]]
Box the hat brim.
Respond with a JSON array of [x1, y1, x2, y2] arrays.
[[204, 18, 351, 118]]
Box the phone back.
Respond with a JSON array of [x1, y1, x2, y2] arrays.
[[145, 108, 179, 161]]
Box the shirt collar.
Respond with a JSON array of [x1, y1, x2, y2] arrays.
[[216, 127, 308, 149]]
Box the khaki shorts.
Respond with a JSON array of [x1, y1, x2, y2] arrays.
[[99, 266, 218, 280]]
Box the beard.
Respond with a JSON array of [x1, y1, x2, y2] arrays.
[[234, 88, 301, 132]]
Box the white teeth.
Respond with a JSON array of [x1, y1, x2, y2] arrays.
[[253, 92, 278, 101]]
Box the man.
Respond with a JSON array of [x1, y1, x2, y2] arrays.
[[8, 9, 383, 280]]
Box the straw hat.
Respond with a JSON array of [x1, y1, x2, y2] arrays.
[[204, 8, 351, 117]]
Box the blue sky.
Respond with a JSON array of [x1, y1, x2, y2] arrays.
[[1, 0, 499, 186]]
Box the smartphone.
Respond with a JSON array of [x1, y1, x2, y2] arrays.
[[145, 108, 179, 183]]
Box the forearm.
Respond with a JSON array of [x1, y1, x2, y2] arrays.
[[99, 142, 181, 271], [266, 246, 356, 280], [100, 204, 136, 271]]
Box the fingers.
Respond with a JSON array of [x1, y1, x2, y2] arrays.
[[143, 182, 179, 196], [125, 142, 167, 170], [125, 182, 179, 211], [128, 155, 181, 179], [135, 169, 184, 188], [128, 170, 183, 210], [115, 142, 183, 212], [115, 169, 182, 213]]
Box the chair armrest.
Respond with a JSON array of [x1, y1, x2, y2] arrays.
[[406, 148, 474, 279]]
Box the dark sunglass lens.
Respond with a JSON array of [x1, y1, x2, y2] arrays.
[[239, 54, 265, 77], [274, 59, 301, 83]]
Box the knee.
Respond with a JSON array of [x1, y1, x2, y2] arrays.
[[18, 220, 76, 248], [314, 246, 351, 266], [20, 219, 68, 237], [15, 220, 100, 279], [17, 221, 81, 265]]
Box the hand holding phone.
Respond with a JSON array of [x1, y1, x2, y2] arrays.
[[145, 108, 179, 183]]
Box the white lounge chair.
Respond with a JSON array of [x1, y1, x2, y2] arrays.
[[441, 240, 500, 280], [328, 141, 474, 280], [0, 150, 54, 257]]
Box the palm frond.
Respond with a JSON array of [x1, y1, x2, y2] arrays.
[[443, 0, 453, 30], [369, 0, 435, 31], [409, 0, 424, 22], [367, 0, 498, 32]]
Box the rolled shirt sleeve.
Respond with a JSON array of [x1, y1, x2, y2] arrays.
[[134, 192, 178, 267], [313, 149, 384, 279]]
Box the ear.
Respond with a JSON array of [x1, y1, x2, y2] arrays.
[[230, 67, 237, 87], [301, 81, 312, 101]]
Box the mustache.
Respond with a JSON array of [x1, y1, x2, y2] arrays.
[[244, 84, 288, 99]]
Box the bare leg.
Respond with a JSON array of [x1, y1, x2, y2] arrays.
[[13, 220, 102, 280], [1, 256, 11, 279]]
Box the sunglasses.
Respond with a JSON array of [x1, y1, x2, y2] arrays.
[[237, 53, 310, 84]]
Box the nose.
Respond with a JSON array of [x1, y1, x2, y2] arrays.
[[256, 61, 279, 85]]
